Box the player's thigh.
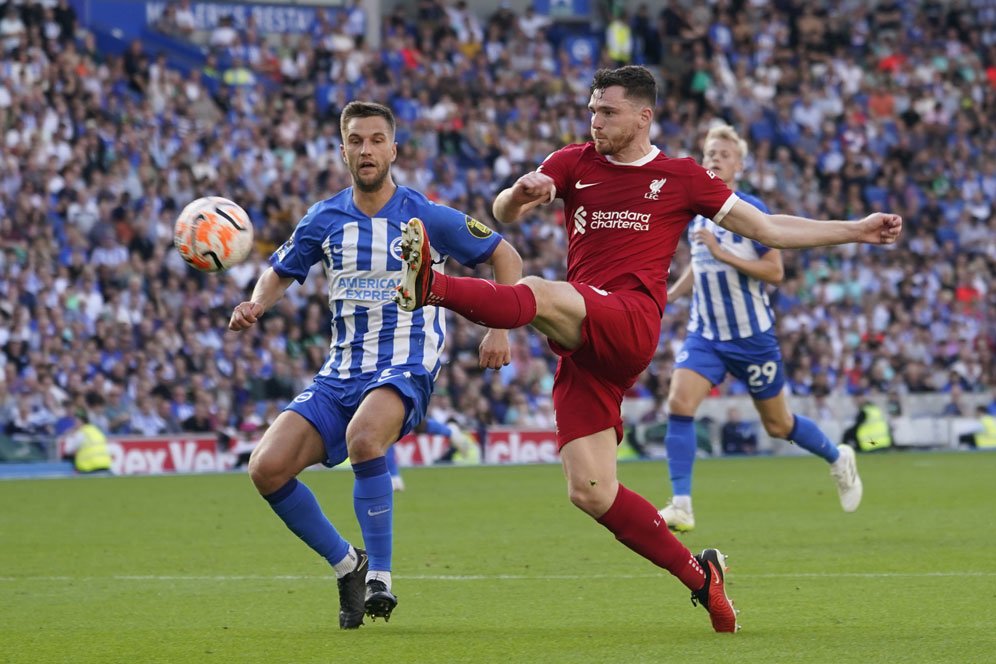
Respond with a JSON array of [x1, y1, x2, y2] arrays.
[[520, 276, 587, 350], [667, 367, 715, 416], [347, 386, 407, 462], [249, 410, 326, 485], [752, 391, 794, 438], [721, 333, 786, 400]]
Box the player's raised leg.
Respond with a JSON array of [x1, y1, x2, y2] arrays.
[[660, 368, 714, 532], [754, 394, 863, 512], [347, 387, 407, 622], [248, 410, 368, 629], [561, 428, 739, 633], [395, 218, 539, 329]]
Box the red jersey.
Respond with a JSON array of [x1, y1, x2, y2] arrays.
[[537, 143, 737, 312]]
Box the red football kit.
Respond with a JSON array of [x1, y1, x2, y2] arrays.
[[537, 143, 737, 446], [416, 141, 739, 604]]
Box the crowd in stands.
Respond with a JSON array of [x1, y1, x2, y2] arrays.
[[0, 0, 993, 448]]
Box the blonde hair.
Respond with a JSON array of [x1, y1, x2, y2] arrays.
[[703, 124, 748, 160]]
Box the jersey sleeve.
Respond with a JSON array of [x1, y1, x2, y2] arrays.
[[268, 205, 326, 284], [683, 160, 738, 225], [418, 201, 502, 267]]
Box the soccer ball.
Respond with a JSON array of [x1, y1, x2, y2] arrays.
[[174, 196, 254, 272]]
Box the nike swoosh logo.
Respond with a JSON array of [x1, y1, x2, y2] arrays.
[[367, 507, 391, 517], [709, 562, 722, 585], [332, 245, 343, 254], [654, 518, 662, 527], [575, 180, 601, 189]]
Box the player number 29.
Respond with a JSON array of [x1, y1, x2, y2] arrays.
[[747, 361, 778, 387]]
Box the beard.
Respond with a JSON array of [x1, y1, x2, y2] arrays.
[[351, 164, 391, 193], [592, 128, 635, 157]]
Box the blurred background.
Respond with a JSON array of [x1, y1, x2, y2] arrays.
[[0, 0, 992, 474]]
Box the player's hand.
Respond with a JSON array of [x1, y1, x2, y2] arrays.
[[478, 329, 511, 370], [693, 229, 721, 255], [229, 301, 264, 331], [856, 213, 903, 245], [511, 171, 555, 205]]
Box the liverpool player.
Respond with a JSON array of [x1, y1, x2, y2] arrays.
[[393, 66, 902, 633]]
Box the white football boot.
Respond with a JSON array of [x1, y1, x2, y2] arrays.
[[659, 497, 695, 532], [830, 444, 863, 512]]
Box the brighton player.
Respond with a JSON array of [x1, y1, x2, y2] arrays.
[[229, 102, 521, 629], [659, 125, 862, 533], [393, 66, 901, 633]]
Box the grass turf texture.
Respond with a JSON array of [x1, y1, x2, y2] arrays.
[[2, 451, 994, 663]]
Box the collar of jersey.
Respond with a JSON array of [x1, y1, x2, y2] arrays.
[[605, 146, 660, 167]]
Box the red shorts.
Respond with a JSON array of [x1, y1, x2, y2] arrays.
[[549, 285, 661, 448]]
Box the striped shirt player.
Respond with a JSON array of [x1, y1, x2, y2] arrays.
[[270, 185, 502, 467], [233, 102, 520, 631], [662, 123, 863, 538], [686, 192, 774, 343], [675, 191, 787, 400]]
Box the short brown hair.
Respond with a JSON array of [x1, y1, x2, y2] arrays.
[[590, 66, 657, 108], [340, 101, 396, 137]]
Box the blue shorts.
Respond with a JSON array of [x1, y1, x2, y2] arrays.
[[674, 330, 786, 400], [285, 365, 434, 468]]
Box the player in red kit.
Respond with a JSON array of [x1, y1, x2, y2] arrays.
[[393, 66, 902, 633]]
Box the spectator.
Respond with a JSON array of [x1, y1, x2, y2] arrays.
[[941, 383, 967, 416], [720, 407, 758, 456], [61, 408, 113, 474], [842, 394, 893, 452], [0, 0, 986, 450], [181, 397, 215, 432], [958, 406, 996, 449], [209, 15, 238, 50]]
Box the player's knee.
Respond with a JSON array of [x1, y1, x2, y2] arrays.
[[346, 429, 389, 464], [516, 275, 545, 289], [516, 275, 547, 304], [762, 416, 794, 440], [248, 446, 288, 495], [567, 481, 613, 518], [667, 393, 697, 417]]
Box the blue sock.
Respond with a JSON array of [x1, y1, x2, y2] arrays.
[[424, 418, 452, 437], [385, 445, 400, 479], [353, 457, 393, 572], [263, 479, 350, 567], [788, 415, 839, 463], [665, 415, 696, 496]]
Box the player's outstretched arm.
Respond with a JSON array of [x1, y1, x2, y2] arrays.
[[667, 264, 695, 302], [228, 267, 294, 331], [695, 229, 784, 284], [492, 172, 556, 224], [477, 239, 523, 369], [718, 199, 903, 250]]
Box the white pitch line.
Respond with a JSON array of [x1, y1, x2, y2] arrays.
[[1, 571, 994, 582]]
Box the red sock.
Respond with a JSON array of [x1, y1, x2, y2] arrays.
[[430, 273, 536, 329], [597, 484, 706, 591]]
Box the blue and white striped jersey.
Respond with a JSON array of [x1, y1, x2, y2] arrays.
[[270, 185, 501, 381], [686, 192, 775, 341]]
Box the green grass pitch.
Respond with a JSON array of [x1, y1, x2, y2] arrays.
[[2, 451, 994, 663]]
